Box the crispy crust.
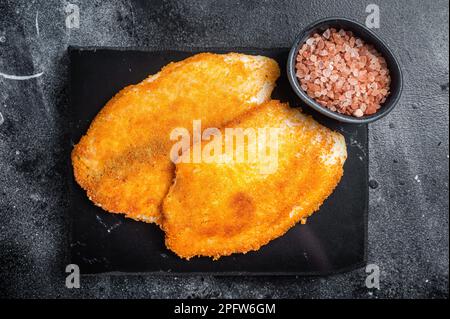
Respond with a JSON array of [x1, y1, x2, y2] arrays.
[[162, 100, 347, 259], [71, 53, 280, 224]]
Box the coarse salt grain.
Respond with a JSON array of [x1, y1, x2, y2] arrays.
[[353, 109, 364, 117], [295, 28, 391, 117], [306, 37, 315, 46]]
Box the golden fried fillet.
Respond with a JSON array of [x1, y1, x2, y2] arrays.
[[72, 53, 280, 224], [162, 100, 347, 259]]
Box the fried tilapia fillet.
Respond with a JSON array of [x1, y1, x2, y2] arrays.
[[162, 100, 347, 259], [72, 53, 280, 224]]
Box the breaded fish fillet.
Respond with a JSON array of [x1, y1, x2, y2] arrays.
[[162, 100, 347, 259], [72, 53, 280, 224]]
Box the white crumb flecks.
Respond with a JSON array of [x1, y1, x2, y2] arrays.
[[0, 112, 4, 125], [95, 214, 108, 228], [320, 134, 347, 166], [95, 214, 123, 233], [414, 175, 421, 183], [350, 137, 367, 156], [289, 205, 303, 218], [237, 55, 252, 64], [249, 82, 274, 104], [225, 54, 275, 105], [136, 214, 159, 223], [106, 222, 122, 233], [284, 118, 302, 128], [144, 73, 160, 83], [224, 54, 266, 67], [239, 55, 268, 69], [314, 134, 323, 143]]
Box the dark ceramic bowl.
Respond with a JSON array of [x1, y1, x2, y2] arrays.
[[287, 17, 403, 124]]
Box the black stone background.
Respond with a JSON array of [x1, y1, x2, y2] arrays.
[[0, 0, 448, 298]]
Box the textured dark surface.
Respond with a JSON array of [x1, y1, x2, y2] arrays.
[[0, 0, 448, 298]]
